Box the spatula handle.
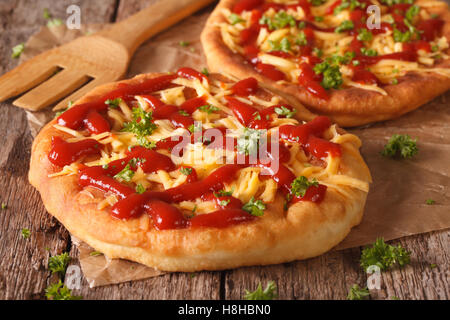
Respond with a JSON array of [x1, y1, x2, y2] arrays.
[[96, 0, 215, 55]]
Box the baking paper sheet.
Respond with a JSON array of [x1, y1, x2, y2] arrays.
[[18, 9, 449, 287]]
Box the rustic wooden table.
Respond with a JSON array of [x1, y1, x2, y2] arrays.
[[0, 0, 448, 300]]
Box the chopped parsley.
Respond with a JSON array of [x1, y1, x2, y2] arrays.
[[179, 41, 190, 47], [259, 11, 296, 30], [21, 228, 31, 239], [201, 67, 209, 76], [360, 47, 378, 56], [274, 106, 296, 118], [426, 199, 435, 205], [381, 134, 418, 159], [198, 104, 219, 114], [360, 238, 411, 271], [122, 107, 158, 148], [229, 13, 245, 25], [380, 0, 413, 6], [314, 61, 343, 89], [430, 263, 437, 269], [48, 252, 71, 276], [188, 123, 202, 133], [290, 176, 318, 197], [405, 5, 420, 22], [180, 167, 193, 175], [313, 47, 323, 58], [352, 60, 360, 66], [11, 43, 25, 59], [237, 128, 262, 156], [295, 31, 308, 46], [214, 189, 234, 197], [347, 284, 370, 300], [244, 281, 277, 300], [242, 197, 266, 216], [357, 29, 373, 42], [105, 98, 123, 108], [268, 37, 291, 53], [45, 280, 82, 300], [1, 203, 7, 210], [219, 199, 231, 207], [391, 78, 398, 85], [309, 0, 327, 6], [89, 251, 103, 257], [178, 109, 189, 116], [335, 20, 354, 33], [135, 184, 146, 194], [393, 28, 411, 43], [334, 0, 366, 15], [114, 164, 135, 182], [314, 16, 324, 22], [43, 8, 63, 28]]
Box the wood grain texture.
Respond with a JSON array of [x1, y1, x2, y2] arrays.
[[0, 0, 448, 300]]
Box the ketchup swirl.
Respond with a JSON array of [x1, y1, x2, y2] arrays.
[[49, 68, 340, 230]]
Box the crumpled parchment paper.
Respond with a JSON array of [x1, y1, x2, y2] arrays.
[[18, 9, 449, 287]]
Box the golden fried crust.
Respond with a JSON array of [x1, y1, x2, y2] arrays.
[[201, 0, 450, 127], [29, 73, 371, 272]]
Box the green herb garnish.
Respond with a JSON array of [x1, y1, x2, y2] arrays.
[[335, 20, 354, 33], [244, 281, 277, 300], [11, 43, 25, 59], [347, 284, 370, 300], [274, 106, 296, 118], [237, 128, 262, 156], [381, 134, 418, 159], [21, 228, 31, 239], [114, 164, 135, 182], [45, 280, 82, 300], [136, 184, 146, 194], [290, 176, 318, 197], [180, 167, 193, 175], [48, 252, 71, 275], [360, 238, 411, 271], [229, 13, 245, 25], [242, 197, 266, 216], [105, 98, 123, 108], [198, 104, 219, 114]]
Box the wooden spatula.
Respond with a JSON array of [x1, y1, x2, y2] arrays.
[[0, 0, 214, 111]]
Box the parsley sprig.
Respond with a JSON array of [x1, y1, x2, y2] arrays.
[[243, 281, 278, 300], [259, 11, 296, 30], [347, 284, 370, 300], [290, 176, 318, 197], [122, 107, 158, 149], [45, 280, 82, 300], [48, 252, 71, 276], [360, 238, 411, 271], [381, 134, 418, 159], [242, 197, 266, 216], [237, 128, 262, 156]]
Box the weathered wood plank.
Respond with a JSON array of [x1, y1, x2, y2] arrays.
[[224, 230, 449, 300], [0, 0, 116, 300]]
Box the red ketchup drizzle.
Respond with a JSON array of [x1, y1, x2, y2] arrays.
[[48, 136, 101, 167], [177, 67, 208, 83], [53, 67, 341, 229], [233, 0, 263, 14], [180, 96, 208, 113], [142, 94, 194, 130], [255, 63, 286, 81], [279, 116, 341, 158], [298, 63, 329, 100], [57, 74, 176, 131], [189, 209, 255, 228], [231, 77, 259, 96]]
